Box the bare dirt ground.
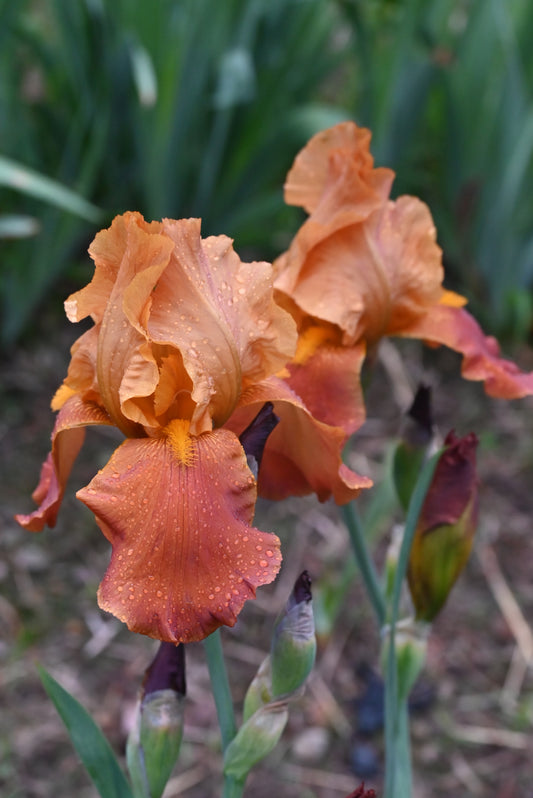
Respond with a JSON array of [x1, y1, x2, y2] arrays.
[[2, 316, 533, 798]]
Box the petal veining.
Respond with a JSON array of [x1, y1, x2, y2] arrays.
[[78, 430, 281, 643]]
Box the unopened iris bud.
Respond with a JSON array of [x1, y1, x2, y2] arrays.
[[224, 701, 289, 782], [271, 570, 316, 698], [238, 401, 279, 479], [407, 430, 479, 622], [127, 642, 186, 798], [243, 571, 316, 720], [393, 385, 434, 512], [243, 655, 272, 722]]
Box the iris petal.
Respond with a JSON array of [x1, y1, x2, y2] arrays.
[[227, 377, 372, 504], [401, 304, 533, 399], [15, 396, 112, 532], [77, 429, 281, 643]]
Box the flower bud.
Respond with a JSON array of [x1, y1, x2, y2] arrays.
[[243, 655, 272, 722], [407, 430, 479, 622], [393, 385, 434, 512], [239, 401, 279, 479], [223, 701, 289, 782], [271, 570, 316, 698], [127, 643, 186, 798]]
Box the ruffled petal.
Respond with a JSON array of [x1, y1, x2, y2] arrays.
[[65, 212, 165, 324], [77, 429, 281, 643], [96, 218, 175, 433], [400, 304, 533, 399], [143, 219, 296, 433], [284, 121, 393, 217], [276, 196, 445, 346], [15, 397, 113, 532], [226, 377, 372, 504], [52, 326, 101, 410]]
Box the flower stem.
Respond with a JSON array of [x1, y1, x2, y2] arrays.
[[203, 629, 237, 751], [383, 450, 442, 798], [341, 502, 386, 627], [222, 775, 246, 798]]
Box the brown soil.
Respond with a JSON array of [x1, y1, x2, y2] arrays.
[[2, 320, 533, 798]]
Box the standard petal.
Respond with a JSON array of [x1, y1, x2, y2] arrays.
[[96, 217, 174, 433], [143, 218, 296, 433], [401, 304, 533, 399], [78, 429, 281, 643], [284, 121, 393, 216], [15, 396, 113, 532], [227, 377, 372, 504], [65, 212, 165, 324], [276, 196, 445, 346]]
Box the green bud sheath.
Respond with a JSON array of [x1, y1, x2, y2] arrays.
[[243, 655, 272, 722], [127, 690, 184, 798], [127, 642, 186, 798], [393, 385, 434, 512], [224, 702, 289, 782], [271, 571, 316, 698]]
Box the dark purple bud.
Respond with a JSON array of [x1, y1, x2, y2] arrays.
[[143, 642, 186, 700], [289, 570, 312, 608], [238, 402, 279, 475], [406, 384, 433, 448]]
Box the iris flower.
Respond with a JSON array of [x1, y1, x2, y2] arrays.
[[274, 122, 533, 433], [17, 213, 369, 643]]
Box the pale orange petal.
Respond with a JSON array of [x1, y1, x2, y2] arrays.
[[284, 121, 393, 216], [52, 326, 101, 411], [153, 351, 196, 422], [15, 397, 113, 532], [276, 196, 444, 346], [95, 217, 174, 433], [401, 304, 533, 399], [65, 212, 164, 324], [226, 377, 372, 504], [142, 218, 296, 433], [78, 429, 281, 643]]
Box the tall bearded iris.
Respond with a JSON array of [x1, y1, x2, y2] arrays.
[[274, 122, 533, 434], [16, 213, 369, 643]]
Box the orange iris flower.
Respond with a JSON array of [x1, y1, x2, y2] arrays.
[[274, 122, 533, 434], [16, 212, 369, 643]]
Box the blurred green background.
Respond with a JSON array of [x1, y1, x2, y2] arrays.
[[2, 0, 533, 346]]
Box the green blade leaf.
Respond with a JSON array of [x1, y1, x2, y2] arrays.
[[0, 156, 102, 223], [38, 666, 133, 798]]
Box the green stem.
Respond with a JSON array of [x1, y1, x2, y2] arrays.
[[203, 630, 245, 798], [384, 450, 442, 798], [341, 502, 386, 627], [203, 629, 237, 751], [222, 775, 246, 798]]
